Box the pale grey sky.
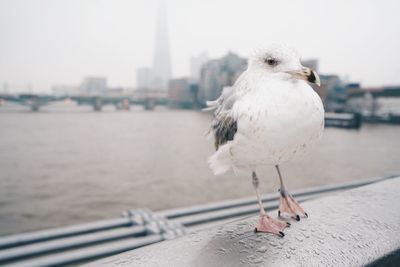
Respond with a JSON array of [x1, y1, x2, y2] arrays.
[[0, 0, 399, 92]]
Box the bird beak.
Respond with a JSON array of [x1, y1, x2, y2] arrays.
[[287, 67, 321, 86]]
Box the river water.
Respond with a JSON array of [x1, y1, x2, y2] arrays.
[[0, 102, 399, 236]]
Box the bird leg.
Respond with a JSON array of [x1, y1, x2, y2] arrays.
[[275, 165, 308, 221], [252, 171, 289, 237]]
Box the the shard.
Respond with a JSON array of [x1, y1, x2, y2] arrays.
[[152, 0, 172, 91]]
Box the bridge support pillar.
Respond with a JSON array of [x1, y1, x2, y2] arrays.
[[144, 99, 155, 110], [93, 97, 103, 111], [30, 101, 40, 112]]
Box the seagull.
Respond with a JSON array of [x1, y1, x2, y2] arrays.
[[206, 44, 324, 237]]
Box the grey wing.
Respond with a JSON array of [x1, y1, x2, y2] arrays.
[[206, 86, 238, 150], [212, 112, 237, 150]]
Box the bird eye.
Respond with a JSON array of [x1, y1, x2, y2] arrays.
[[265, 57, 278, 66]]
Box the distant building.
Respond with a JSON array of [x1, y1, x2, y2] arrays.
[[2, 82, 9, 93], [198, 52, 247, 104], [152, 0, 172, 90], [168, 78, 199, 109], [190, 51, 209, 81], [319, 75, 355, 112], [136, 68, 154, 89], [80, 77, 107, 94]]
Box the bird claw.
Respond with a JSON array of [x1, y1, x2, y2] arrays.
[[278, 190, 308, 221], [255, 227, 285, 238], [254, 214, 288, 236]]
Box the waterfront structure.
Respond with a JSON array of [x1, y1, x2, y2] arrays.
[[198, 52, 247, 103], [168, 78, 199, 109], [347, 86, 400, 120]]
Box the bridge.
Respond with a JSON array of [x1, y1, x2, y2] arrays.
[[0, 90, 168, 111]]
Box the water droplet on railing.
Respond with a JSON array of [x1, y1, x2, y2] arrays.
[[253, 257, 264, 264], [217, 248, 226, 254], [256, 246, 267, 253], [295, 235, 304, 242], [269, 241, 278, 247]]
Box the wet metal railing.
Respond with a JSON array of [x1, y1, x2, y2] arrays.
[[86, 177, 400, 267], [0, 174, 398, 266]]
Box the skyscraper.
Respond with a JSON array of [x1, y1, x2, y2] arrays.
[[152, 0, 172, 90]]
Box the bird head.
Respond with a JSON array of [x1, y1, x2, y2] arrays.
[[248, 44, 320, 86]]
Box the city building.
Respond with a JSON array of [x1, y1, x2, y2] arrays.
[[190, 51, 209, 81], [198, 52, 247, 104], [319, 75, 353, 112], [168, 78, 199, 109], [80, 77, 107, 94], [136, 68, 153, 89]]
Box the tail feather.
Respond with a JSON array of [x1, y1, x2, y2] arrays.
[[208, 144, 232, 175], [202, 100, 219, 112], [202, 106, 217, 112]]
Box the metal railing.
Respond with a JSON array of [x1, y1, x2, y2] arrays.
[[86, 176, 400, 267], [0, 174, 397, 266]]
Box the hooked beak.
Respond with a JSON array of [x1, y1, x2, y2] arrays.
[[287, 67, 321, 86]]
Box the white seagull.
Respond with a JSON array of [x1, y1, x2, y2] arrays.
[[206, 44, 324, 237]]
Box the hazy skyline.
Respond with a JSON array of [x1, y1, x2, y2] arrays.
[[0, 0, 399, 92]]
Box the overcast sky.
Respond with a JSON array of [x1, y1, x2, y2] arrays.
[[1, 0, 399, 92]]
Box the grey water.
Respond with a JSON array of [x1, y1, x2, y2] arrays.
[[0, 102, 399, 236]]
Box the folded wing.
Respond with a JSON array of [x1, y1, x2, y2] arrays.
[[204, 86, 238, 150]]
